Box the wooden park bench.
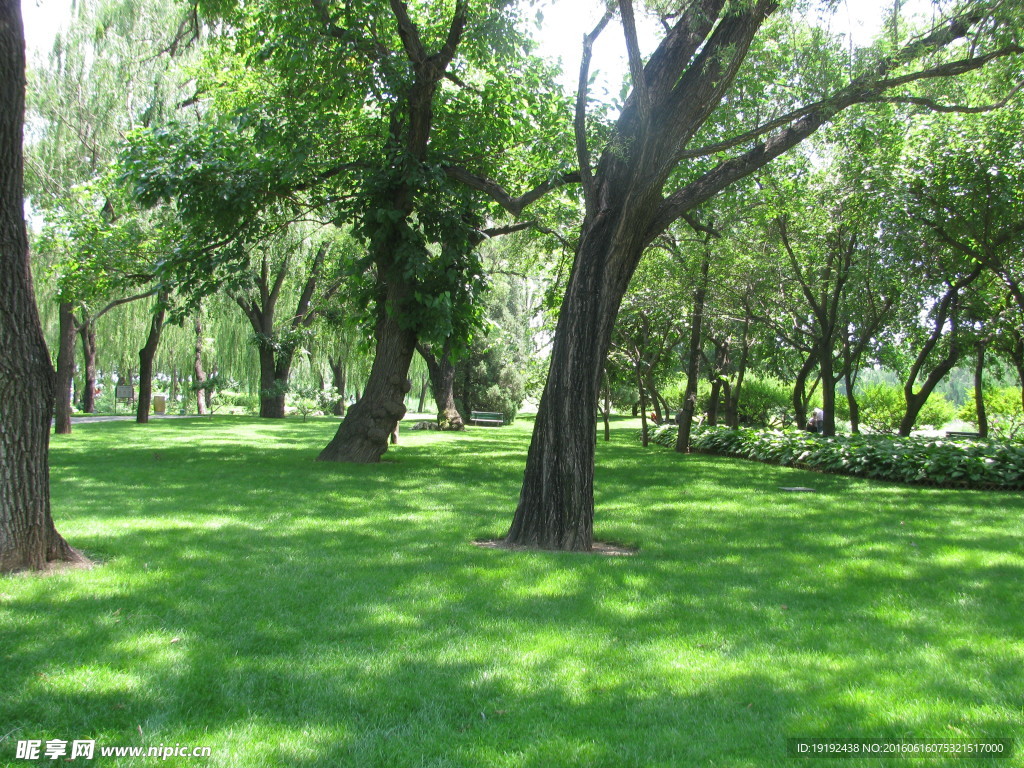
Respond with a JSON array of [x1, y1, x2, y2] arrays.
[[945, 430, 982, 439], [470, 411, 504, 427]]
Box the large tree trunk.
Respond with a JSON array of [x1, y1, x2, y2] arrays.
[[53, 302, 77, 435], [136, 297, 167, 424], [0, 3, 84, 572], [317, 298, 416, 463], [503, 0, 998, 551], [506, 209, 641, 550], [79, 321, 98, 413], [255, 345, 293, 418], [417, 340, 464, 430]]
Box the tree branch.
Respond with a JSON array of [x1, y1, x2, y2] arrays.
[[576, 9, 614, 213], [649, 21, 1022, 240], [444, 166, 580, 217]]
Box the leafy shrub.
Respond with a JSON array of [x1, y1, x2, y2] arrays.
[[858, 383, 954, 434], [959, 387, 1024, 441], [735, 376, 791, 428], [639, 424, 1024, 490], [467, 383, 522, 426]]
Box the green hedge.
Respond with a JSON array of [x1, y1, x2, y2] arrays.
[[641, 424, 1024, 490]]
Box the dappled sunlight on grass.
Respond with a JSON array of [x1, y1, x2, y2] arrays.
[[1, 416, 1022, 765]]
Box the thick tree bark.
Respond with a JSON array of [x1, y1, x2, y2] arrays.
[[136, 297, 167, 424], [255, 345, 292, 418], [0, 3, 84, 572], [417, 340, 464, 430], [206, 364, 216, 410], [317, 290, 416, 462], [79, 322, 98, 413], [506, 209, 643, 549], [53, 302, 77, 434]]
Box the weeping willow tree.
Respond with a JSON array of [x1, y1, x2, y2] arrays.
[[25, 0, 201, 429]]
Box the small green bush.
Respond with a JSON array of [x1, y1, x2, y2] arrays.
[[858, 383, 954, 434], [959, 387, 1024, 441], [735, 376, 791, 428], [640, 424, 1024, 490]]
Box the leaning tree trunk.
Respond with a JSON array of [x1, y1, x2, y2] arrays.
[[53, 302, 77, 435], [317, 292, 416, 463], [136, 296, 167, 424], [79, 321, 98, 413], [506, 201, 645, 550], [417, 340, 464, 430], [0, 2, 84, 572]]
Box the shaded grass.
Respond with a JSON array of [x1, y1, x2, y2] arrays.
[[1, 415, 1023, 767]]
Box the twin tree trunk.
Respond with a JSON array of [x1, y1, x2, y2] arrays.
[[418, 341, 464, 430], [0, 0, 83, 572]]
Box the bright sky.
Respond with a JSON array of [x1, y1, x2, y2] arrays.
[[529, 0, 923, 95], [21, 0, 934, 84]]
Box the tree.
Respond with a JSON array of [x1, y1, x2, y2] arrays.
[[27, 0, 197, 428], [231, 233, 345, 418], [125, 0, 575, 460], [506, 1, 1024, 549], [0, 0, 84, 572]]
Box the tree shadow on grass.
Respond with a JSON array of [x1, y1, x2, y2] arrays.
[[3, 418, 1021, 766]]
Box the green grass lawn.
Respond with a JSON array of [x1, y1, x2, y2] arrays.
[[2, 416, 1023, 767]]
